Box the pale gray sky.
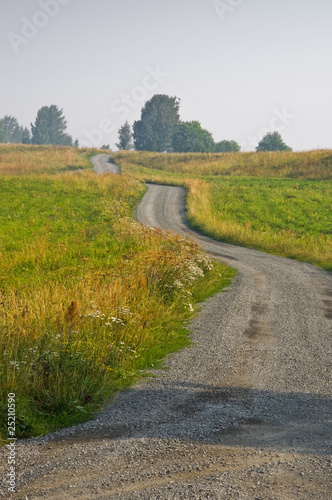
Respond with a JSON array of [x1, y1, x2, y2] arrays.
[[1, 0, 331, 150]]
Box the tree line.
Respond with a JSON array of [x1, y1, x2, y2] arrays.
[[0, 105, 78, 146], [0, 97, 292, 152], [117, 94, 292, 153]]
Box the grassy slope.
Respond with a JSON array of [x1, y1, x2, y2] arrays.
[[0, 144, 106, 175], [113, 150, 332, 271], [0, 147, 234, 440], [113, 149, 332, 179]]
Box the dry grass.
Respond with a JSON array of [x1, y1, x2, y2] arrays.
[[0, 144, 105, 175], [114, 149, 332, 179]]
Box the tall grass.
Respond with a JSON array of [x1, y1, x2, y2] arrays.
[[0, 144, 105, 175], [0, 169, 234, 439], [114, 149, 332, 179]]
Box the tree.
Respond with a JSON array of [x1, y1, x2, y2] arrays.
[[21, 127, 31, 144], [256, 131, 292, 152], [116, 121, 133, 150], [2, 115, 22, 143], [172, 121, 215, 153], [31, 105, 73, 145], [215, 140, 240, 153], [133, 95, 180, 152], [0, 120, 6, 143], [1, 115, 31, 144], [61, 134, 73, 146]]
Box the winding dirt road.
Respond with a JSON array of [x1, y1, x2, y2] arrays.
[[90, 154, 120, 174], [1, 169, 331, 499]]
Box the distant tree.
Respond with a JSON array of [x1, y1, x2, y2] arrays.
[[74, 139, 79, 147], [61, 134, 73, 146], [256, 131, 292, 152], [21, 127, 31, 144], [172, 121, 215, 153], [133, 95, 180, 152], [215, 140, 240, 153], [2, 115, 22, 143], [31, 105, 73, 145], [116, 121, 133, 150], [1, 115, 31, 144], [101, 144, 110, 150], [0, 120, 6, 143]]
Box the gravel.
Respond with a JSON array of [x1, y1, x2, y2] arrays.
[[1, 174, 331, 499], [90, 154, 120, 174]]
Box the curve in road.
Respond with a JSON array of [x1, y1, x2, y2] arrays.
[[90, 153, 120, 174]]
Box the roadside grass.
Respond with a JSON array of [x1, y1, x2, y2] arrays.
[[113, 151, 332, 271], [0, 169, 234, 440], [186, 178, 332, 271], [0, 144, 106, 175]]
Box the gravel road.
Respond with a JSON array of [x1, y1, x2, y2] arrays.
[[1, 172, 331, 499], [90, 154, 120, 174]]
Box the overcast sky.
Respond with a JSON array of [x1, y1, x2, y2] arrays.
[[1, 0, 332, 151]]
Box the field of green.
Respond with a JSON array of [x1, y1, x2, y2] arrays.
[[0, 147, 233, 441], [114, 150, 332, 271]]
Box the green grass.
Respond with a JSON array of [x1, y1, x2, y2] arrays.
[[0, 168, 234, 441], [186, 177, 332, 271], [209, 178, 331, 236]]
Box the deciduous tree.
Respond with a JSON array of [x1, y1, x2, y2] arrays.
[[214, 139, 240, 152], [2, 115, 21, 143], [256, 131, 292, 152], [133, 95, 180, 152], [172, 121, 215, 153], [116, 121, 133, 150], [31, 105, 73, 145], [0, 120, 6, 143], [1, 115, 31, 144], [21, 127, 31, 144]]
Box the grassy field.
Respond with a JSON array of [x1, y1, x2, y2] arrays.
[[113, 150, 332, 271], [0, 144, 105, 175], [0, 150, 233, 440], [113, 149, 332, 179]]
